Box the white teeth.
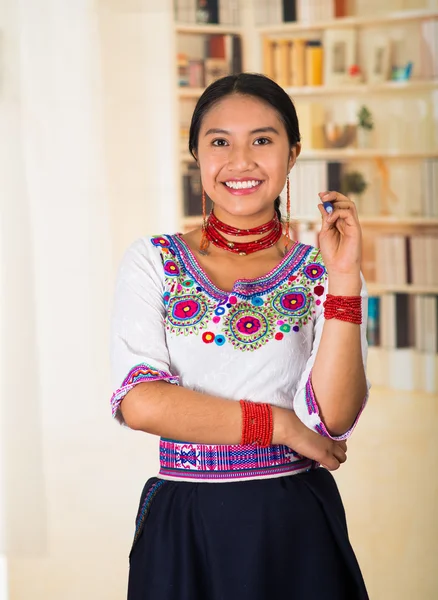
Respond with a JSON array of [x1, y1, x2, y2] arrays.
[[225, 180, 261, 190]]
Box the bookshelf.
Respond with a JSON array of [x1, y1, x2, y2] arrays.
[[175, 23, 243, 34], [172, 1, 438, 393], [179, 80, 438, 98], [257, 8, 438, 33]]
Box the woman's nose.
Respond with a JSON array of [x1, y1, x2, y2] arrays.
[[228, 145, 255, 171]]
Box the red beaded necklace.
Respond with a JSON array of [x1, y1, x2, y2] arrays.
[[200, 211, 283, 256]]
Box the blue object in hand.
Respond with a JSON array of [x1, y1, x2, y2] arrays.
[[323, 201, 334, 214]]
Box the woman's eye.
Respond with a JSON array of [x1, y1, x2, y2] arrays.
[[254, 137, 271, 146], [212, 139, 229, 147]]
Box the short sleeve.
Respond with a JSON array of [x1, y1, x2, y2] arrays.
[[110, 237, 179, 424], [292, 271, 370, 440]]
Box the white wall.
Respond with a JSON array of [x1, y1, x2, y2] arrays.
[[2, 1, 179, 598]]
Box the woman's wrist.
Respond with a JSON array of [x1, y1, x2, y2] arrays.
[[327, 273, 361, 296], [272, 406, 302, 446]]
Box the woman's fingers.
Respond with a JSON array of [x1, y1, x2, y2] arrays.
[[337, 440, 348, 452], [326, 208, 357, 224], [333, 442, 347, 464], [318, 440, 348, 471]]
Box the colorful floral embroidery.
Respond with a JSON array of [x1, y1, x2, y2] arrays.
[[111, 363, 179, 419], [151, 236, 171, 248], [303, 262, 326, 281], [202, 331, 215, 344], [166, 293, 215, 335], [163, 260, 180, 276], [305, 372, 368, 440], [223, 302, 276, 351], [272, 286, 311, 319], [149, 235, 328, 352]]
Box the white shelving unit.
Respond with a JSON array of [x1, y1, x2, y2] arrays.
[[175, 23, 243, 34], [179, 79, 438, 98], [367, 283, 438, 295], [173, 3, 438, 233], [257, 8, 438, 33]]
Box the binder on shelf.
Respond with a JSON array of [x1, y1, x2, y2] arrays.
[[183, 165, 213, 217], [207, 34, 243, 76], [263, 38, 276, 80], [282, 0, 297, 22], [290, 39, 306, 86], [188, 59, 205, 87], [275, 40, 291, 87], [367, 296, 380, 347], [327, 162, 342, 192], [305, 40, 323, 86], [196, 0, 219, 24], [229, 35, 243, 74], [334, 0, 347, 18]]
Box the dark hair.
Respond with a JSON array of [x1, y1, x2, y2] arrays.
[[188, 73, 301, 221]]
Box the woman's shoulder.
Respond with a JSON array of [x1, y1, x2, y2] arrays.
[[291, 241, 326, 277], [118, 233, 180, 278], [123, 233, 179, 257]]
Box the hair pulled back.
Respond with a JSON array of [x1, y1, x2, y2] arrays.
[[188, 73, 301, 221]]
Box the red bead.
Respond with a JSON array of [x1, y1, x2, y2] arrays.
[[240, 400, 273, 447], [204, 213, 283, 256], [323, 294, 362, 325]]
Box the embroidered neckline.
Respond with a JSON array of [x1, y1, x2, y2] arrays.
[[169, 233, 314, 300]]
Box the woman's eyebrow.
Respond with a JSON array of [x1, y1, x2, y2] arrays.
[[204, 126, 280, 136]]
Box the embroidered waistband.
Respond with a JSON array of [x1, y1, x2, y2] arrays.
[[159, 438, 317, 482]]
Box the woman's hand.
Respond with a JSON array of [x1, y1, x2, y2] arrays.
[[317, 191, 362, 289], [287, 412, 347, 471]]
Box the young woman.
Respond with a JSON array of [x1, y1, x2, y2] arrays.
[[110, 73, 370, 600]]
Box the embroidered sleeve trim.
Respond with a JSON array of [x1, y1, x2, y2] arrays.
[[111, 363, 179, 421], [305, 371, 368, 441]]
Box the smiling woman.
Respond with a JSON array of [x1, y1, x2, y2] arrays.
[[110, 73, 370, 600]]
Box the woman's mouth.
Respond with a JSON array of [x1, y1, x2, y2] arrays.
[[222, 179, 263, 195]]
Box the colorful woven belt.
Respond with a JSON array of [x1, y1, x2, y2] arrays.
[[159, 438, 317, 482]]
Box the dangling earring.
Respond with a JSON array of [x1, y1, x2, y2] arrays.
[[284, 175, 291, 255], [199, 187, 210, 255]]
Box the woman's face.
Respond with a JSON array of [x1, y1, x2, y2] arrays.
[[196, 94, 299, 223]]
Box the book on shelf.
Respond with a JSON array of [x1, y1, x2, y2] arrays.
[[421, 159, 438, 218], [285, 159, 330, 219], [255, 0, 342, 25], [283, 0, 297, 22], [297, 0, 334, 23], [174, 0, 239, 25], [263, 37, 323, 87], [183, 164, 213, 217], [367, 292, 438, 392], [177, 33, 243, 88], [374, 234, 438, 287]]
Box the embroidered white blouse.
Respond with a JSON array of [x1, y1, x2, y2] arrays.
[[110, 234, 370, 477]]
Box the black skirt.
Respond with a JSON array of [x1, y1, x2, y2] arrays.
[[127, 468, 368, 600]]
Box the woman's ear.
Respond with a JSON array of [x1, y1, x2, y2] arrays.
[[288, 143, 301, 171]]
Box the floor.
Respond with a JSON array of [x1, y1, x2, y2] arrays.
[[334, 386, 438, 600]]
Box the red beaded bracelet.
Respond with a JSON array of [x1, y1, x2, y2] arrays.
[[323, 294, 362, 325], [240, 400, 273, 447]]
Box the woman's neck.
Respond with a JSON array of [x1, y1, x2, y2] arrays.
[[211, 208, 279, 242]]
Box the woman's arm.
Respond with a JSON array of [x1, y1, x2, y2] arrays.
[[121, 382, 348, 470], [311, 192, 369, 436], [311, 274, 367, 436]]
